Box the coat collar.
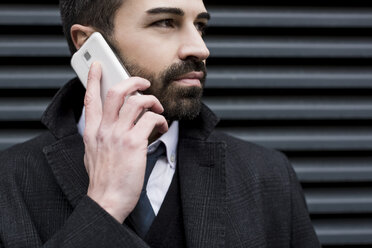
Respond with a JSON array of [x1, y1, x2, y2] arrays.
[[179, 103, 220, 141], [41, 78, 85, 139], [41, 78, 226, 247]]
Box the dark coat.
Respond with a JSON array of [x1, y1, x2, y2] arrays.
[[0, 78, 320, 247]]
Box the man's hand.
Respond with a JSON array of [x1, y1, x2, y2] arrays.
[[83, 62, 168, 223]]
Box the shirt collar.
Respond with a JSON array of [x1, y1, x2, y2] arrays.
[[77, 107, 179, 169], [148, 121, 179, 169]]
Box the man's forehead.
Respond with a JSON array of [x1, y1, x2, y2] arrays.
[[122, 0, 207, 15]]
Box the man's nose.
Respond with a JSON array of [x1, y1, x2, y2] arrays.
[[178, 25, 210, 61]]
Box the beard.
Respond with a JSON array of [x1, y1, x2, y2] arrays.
[[120, 57, 207, 121]]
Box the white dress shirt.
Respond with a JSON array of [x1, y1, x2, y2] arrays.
[[77, 107, 178, 215]]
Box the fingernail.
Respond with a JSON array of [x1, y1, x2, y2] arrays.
[[92, 61, 100, 68]]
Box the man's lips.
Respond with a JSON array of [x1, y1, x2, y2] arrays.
[[173, 71, 204, 86]]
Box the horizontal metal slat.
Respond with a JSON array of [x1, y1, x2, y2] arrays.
[[0, 130, 41, 150], [0, 5, 60, 25], [3, 36, 372, 58], [208, 7, 372, 28], [207, 37, 372, 58], [207, 66, 372, 89], [0, 66, 73, 89], [220, 127, 372, 151], [0, 36, 68, 57], [292, 157, 372, 182], [314, 218, 372, 245], [2, 66, 372, 89], [0, 98, 50, 121], [204, 96, 372, 120], [305, 188, 372, 214]]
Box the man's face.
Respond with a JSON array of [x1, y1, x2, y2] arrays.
[[111, 0, 210, 121]]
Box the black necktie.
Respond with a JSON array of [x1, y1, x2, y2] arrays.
[[128, 143, 166, 238]]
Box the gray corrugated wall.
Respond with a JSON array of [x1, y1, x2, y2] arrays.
[[1, 0, 372, 246]]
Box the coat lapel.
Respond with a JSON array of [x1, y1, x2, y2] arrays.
[[178, 105, 226, 248], [178, 139, 226, 248], [43, 134, 88, 208]]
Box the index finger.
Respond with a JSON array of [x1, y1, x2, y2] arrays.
[[84, 62, 103, 134]]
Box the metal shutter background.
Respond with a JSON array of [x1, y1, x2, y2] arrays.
[[1, 0, 372, 246]]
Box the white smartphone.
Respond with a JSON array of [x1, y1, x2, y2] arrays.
[[71, 32, 135, 103]]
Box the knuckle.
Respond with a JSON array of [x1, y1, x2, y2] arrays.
[[111, 129, 123, 144], [84, 92, 94, 106], [87, 67, 100, 83], [125, 95, 139, 107], [142, 111, 158, 121], [154, 115, 167, 126], [158, 115, 167, 123], [154, 113, 167, 124], [147, 95, 158, 103], [124, 133, 143, 148], [87, 71, 96, 83], [96, 128, 107, 143], [105, 88, 120, 100], [83, 132, 91, 144]]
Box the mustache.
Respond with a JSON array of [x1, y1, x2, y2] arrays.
[[162, 59, 207, 87]]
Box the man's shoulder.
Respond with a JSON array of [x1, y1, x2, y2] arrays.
[[0, 131, 57, 180], [210, 130, 287, 163], [209, 130, 291, 180]]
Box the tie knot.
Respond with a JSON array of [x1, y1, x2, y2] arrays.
[[148, 142, 166, 162], [144, 142, 166, 188]]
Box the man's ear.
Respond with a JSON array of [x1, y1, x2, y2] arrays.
[[70, 24, 96, 50]]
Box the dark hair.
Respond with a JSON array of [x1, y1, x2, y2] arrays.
[[59, 0, 123, 54]]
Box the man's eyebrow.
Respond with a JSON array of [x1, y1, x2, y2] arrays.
[[146, 8, 210, 21], [197, 12, 210, 21], [146, 7, 185, 16]]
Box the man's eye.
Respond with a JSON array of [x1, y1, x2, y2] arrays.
[[195, 22, 207, 34], [152, 19, 175, 28]]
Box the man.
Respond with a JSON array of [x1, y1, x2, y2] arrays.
[[0, 0, 320, 247]]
